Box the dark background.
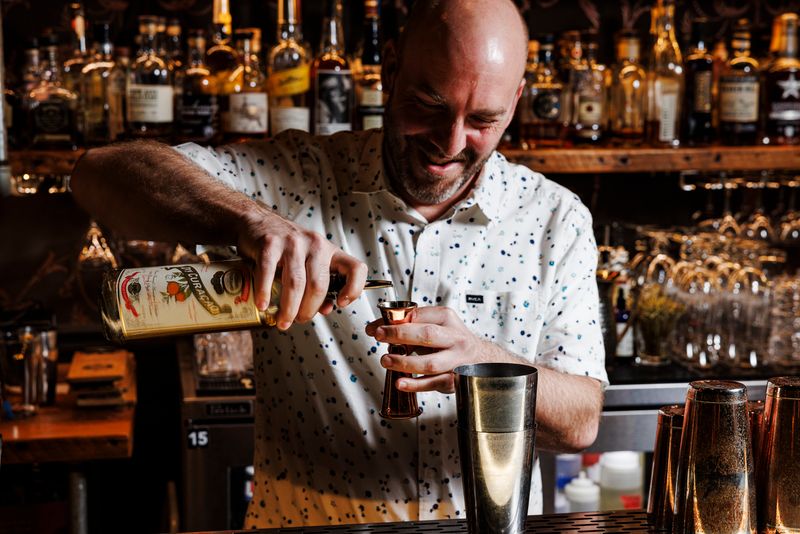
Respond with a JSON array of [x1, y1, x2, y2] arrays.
[[0, 1, 798, 533]]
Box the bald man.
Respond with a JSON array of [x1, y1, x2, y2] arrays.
[[72, 0, 607, 527]]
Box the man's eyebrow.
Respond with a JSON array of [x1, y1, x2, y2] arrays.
[[414, 84, 448, 104], [471, 107, 506, 118]]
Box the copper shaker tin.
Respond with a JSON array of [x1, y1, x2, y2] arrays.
[[758, 376, 800, 534], [673, 380, 756, 534], [377, 301, 422, 419], [647, 404, 684, 531], [747, 400, 764, 467]]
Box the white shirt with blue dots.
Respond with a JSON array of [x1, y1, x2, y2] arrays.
[[174, 129, 608, 528]]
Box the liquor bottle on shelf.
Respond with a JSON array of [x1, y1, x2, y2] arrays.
[[312, 0, 354, 135], [239, 27, 264, 65], [155, 17, 168, 58], [23, 34, 80, 149], [223, 31, 268, 141], [568, 32, 606, 144], [646, 0, 683, 147], [518, 34, 565, 148], [764, 13, 800, 145], [63, 2, 89, 96], [268, 0, 311, 134], [355, 0, 384, 130], [175, 29, 219, 144], [81, 22, 125, 145], [682, 18, 715, 146], [206, 0, 239, 134], [165, 18, 184, 73], [126, 15, 174, 139], [719, 19, 760, 146], [21, 38, 42, 94], [608, 31, 646, 145], [615, 286, 634, 361], [558, 30, 580, 83]]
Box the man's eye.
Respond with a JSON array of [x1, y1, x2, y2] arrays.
[[415, 97, 441, 110], [471, 116, 497, 126]]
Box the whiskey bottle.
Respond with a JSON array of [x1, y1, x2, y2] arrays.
[[165, 18, 184, 73], [609, 31, 646, 144], [719, 19, 760, 145], [313, 0, 354, 135], [223, 31, 268, 141], [518, 34, 565, 148], [206, 0, 239, 134], [100, 260, 393, 342], [175, 30, 219, 144], [62, 2, 89, 96], [24, 34, 80, 149], [682, 18, 715, 145], [568, 33, 606, 144], [646, 0, 683, 147], [81, 22, 125, 145], [355, 0, 384, 130], [127, 15, 174, 139], [764, 13, 800, 145], [268, 0, 311, 134]]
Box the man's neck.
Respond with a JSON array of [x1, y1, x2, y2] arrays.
[[404, 173, 479, 222]]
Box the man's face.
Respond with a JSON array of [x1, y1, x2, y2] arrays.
[[383, 36, 523, 205]]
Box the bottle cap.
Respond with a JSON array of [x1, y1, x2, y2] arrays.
[[565, 472, 600, 504], [599, 451, 642, 490]]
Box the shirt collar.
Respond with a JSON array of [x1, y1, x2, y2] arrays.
[[352, 131, 506, 224]]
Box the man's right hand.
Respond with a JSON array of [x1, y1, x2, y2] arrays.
[[237, 205, 368, 330]]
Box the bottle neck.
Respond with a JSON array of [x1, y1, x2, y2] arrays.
[[43, 46, 63, 83], [167, 34, 181, 57], [776, 18, 799, 59], [538, 47, 555, 67], [96, 41, 114, 60], [656, 5, 678, 43], [278, 0, 301, 41], [212, 0, 233, 43], [188, 41, 207, 66], [361, 17, 381, 65], [71, 11, 87, 55], [140, 32, 158, 55], [320, 1, 345, 55], [24, 49, 40, 69], [691, 38, 709, 54]]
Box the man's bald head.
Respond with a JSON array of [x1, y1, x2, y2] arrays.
[[397, 0, 529, 82]]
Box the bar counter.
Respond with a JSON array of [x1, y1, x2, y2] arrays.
[[187, 509, 651, 533]]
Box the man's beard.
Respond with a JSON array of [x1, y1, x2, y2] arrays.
[[383, 112, 491, 205]]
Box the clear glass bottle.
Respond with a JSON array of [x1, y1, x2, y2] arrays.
[[764, 13, 800, 145], [268, 0, 311, 134], [609, 31, 646, 144], [719, 19, 760, 146], [206, 0, 239, 132], [518, 34, 565, 148], [355, 0, 384, 130], [62, 2, 89, 95], [568, 33, 606, 144], [81, 22, 125, 145], [646, 0, 683, 147], [24, 34, 80, 148], [223, 31, 268, 141], [682, 18, 715, 145], [312, 0, 354, 135], [127, 15, 174, 139], [175, 29, 219, 144]]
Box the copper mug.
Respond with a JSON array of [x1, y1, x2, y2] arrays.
[[672, 380, 756, 534], [647, 404, 684, 531], [758, 376, 800, 534], [377, 301, 422, 419]]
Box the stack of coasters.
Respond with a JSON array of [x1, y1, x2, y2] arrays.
[[66, 351, 135, 408]]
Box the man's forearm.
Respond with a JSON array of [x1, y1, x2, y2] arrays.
[[70, 141, 255, 246], [477, 340, 603, 453]]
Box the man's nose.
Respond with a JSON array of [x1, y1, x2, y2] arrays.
[[431, 120, 467, 159]]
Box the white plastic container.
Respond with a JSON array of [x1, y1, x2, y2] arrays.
[[565, 472, 600, 512], [599, 451, 643, 511]]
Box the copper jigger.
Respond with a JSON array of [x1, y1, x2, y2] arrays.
[[673, 380, 756, 534], [377, 301, 422, 419], [758, 376, 800, 534], [647, 404, 684, 532]]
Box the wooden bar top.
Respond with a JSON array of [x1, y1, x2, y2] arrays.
[[0, 360, 135, 465]]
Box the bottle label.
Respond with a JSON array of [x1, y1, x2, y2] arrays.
[[269, 63, 311, 97], [33, 101, 71, 135], [178, 93, 218, 139], [577, 97, 602, 124], [271, 106, 310, 134], [315, 69, 353, 135], [533, 90, 562, 121], [616, 322, 634, 358], [225, 92, 268, 133], [359, 88, 383, 107], [127, 84, 174, 123], [656, 78, 680, 142], [719, 76, 759, 123], [362, 114, 383, 130], [693, 71, 713, 113], [112, 262, 272, 339], [768, 72, 800, 122]]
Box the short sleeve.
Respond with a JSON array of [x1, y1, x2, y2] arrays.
[[535, 203, 609, 388]]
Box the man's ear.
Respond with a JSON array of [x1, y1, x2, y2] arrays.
[[382, 39, 399, 95]]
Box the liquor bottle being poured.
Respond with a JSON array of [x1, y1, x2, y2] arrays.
[[100, 260, 392, 342]]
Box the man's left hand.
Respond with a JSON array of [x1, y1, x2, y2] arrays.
[[364, 306, 524, 393]]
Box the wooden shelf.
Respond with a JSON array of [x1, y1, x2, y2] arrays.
[[8, 145, 800, 179], [501, 145, 800, 174]]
